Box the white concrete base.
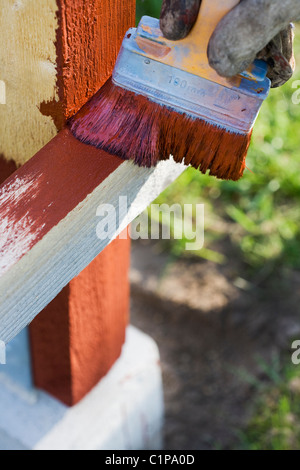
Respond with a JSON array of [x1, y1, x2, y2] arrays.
[[0, 327, 164, 450]]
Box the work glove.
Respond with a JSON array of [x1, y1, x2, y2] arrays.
[[160, 0, 300, 87]]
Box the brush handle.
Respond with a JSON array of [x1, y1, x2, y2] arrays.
[[185, 0, 240, 65], [136, 0, 245, 87], [164, 0, 240, 83]]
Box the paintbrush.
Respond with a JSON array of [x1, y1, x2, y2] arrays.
[[68, 0, 270, 181]]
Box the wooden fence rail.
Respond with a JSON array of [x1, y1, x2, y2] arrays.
[[0, 133, 184, 347], [0, 0, 185, 407]]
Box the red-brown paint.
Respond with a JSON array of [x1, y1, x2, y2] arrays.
[[0, 128, 132, 407], [40, 0, 136, 127], [30, 231, 130, 406], [136, 37, 172, 58], [69, 79, 250, 180], [0, 0, 134, 406], [29, 0, 135, 406], [0, 129, 124, 276]]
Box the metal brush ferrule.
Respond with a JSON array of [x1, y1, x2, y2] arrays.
[[113, 17, 270, 133]]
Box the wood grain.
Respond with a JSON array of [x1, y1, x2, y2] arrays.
[[0, 0, 136, 165], [0, 129, 123, 277], [0, 0, 59, 165], [0, 0, 134, 405], [29, 234, 130, 406], [0, 0, 185, 406], [28, 0, 136, 406], [55, 0, 136, 120], [0, 132, 184, 348]]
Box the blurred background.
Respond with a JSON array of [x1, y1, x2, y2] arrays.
[[131, 0, 300, 450]]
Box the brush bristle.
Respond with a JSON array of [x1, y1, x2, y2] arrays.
[[68, 78, 252, 181]]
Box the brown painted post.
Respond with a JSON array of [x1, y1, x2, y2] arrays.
[[0, 0, 135, 406], [29, 233, 131, 406]]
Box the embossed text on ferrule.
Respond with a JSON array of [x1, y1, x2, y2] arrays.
[[0, 81, 6, 105]]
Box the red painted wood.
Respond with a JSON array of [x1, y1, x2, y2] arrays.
[[0, 141, 131, 408], [41, 0, 136, 126], [29, 232, 130, 406], [0, 129, 123, 276], [28, 0, 135, 405], [0, 131, 130, 408]]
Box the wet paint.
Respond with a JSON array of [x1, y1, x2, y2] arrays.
[[0, 156, 17, 185], [30, 230, 130, 407], [136, 37, 171, 59], [1, 0, 135, 407], [30, 0, 136, 407], [69, 79, 250, 181], [0, 129, 124, 276], [45, 0, 136, 123]]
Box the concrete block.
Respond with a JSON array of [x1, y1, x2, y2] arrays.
[[0, 326, 164, 450]]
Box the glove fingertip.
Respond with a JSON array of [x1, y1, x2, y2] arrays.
[[159, 16, 191, 40], [160, 0, 201, 41]]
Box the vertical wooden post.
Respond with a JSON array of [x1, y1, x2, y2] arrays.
[[29, 234, 131, 406], [0, 0, 135, 406]]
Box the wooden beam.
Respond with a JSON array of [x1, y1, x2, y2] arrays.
[[29, 0, 137, 405], [0, 0, 136, 165], [0, 131, 184, 347], [0, 0, 138, 404], [29, 233, 131, 406], [0, 0, 185, 405], [0, 0, 59, 166]]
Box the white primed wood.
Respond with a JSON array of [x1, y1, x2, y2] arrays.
[[0, 159, 185, 344]]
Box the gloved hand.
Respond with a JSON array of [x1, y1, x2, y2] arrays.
[[160, 0, 300, 87]]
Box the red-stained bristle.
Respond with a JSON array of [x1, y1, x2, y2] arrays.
[[68, 78, 252, 181]]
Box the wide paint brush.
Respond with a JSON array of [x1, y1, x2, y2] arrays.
[[68, 0, 270, 181]]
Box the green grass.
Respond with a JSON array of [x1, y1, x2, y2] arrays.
[[136, 0, 300, 451], [154, 47, 300, 270], [136, 2, 300, 272], [237, 359, 300, 450]]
